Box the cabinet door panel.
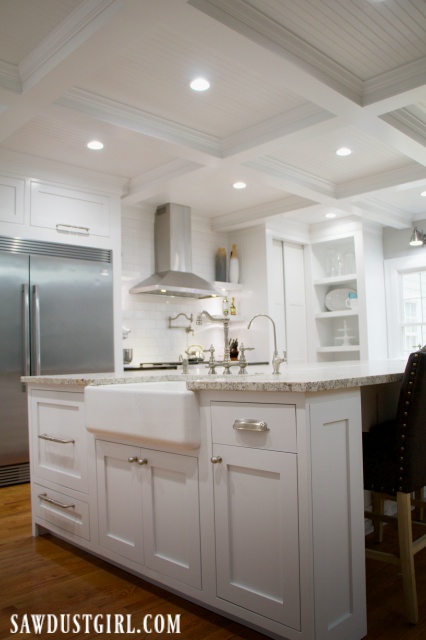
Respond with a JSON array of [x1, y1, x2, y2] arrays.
[[213, 444, 300, 629], [30, 181, 110, 237], [96, 440, 144, 563], [142, 449, 201, 589]]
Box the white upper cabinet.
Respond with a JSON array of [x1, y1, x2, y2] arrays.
[[30, 181, 111, 238], [0, 175, 24, 224]]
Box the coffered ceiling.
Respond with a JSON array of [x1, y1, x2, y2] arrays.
[[0, 0, 425, 231]]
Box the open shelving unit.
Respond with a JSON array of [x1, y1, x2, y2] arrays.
[[306, 221, 388, 363]]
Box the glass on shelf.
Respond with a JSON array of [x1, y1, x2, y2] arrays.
[[343, 250, 355, 274], [325, 250, 345, 276]]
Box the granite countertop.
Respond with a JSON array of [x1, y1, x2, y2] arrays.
[[22, 360, 406, 393]]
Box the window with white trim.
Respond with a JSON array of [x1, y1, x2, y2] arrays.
[[400, 270, 426, 357], [384, 254, 426, 360]]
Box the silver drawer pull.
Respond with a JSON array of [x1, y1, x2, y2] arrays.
[[38, 433, 75, 444], [233, 419, 269, 432], [56, 223, 90, 235], [38, 493, 75, 509]]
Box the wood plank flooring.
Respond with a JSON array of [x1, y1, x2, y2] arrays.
[[1, 483, 426, 639]]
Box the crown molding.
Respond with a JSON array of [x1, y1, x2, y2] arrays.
[[211, 194, 311, 232], [363, 57, 426, 108], [221, 102, 334, 157], [122, 158, 203, 204], [0, 61, 21, 93], [246, 156, 335, 198], [188, 0, 362, 103], [380, 108, 426, 147], [19, 0, 125, 92], [336, 163, 426, 201], [56, 87, 222, 156], [350, 199, 412, 230]]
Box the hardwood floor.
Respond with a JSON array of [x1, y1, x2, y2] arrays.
[[1, 483, 425, 640]]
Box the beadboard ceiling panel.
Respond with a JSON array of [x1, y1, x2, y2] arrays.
[[0, 0, 425, 231], [267, 125, 419, 184], [244, 0, 426, 80], [1, 113, 178, 179], [79, 22, 309, 139], [0, 0, 84, 64]]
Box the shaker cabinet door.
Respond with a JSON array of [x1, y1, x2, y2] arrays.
[[142, 449, 201, 589], [212, 444, 301, 630], [96, 440, 145, 563]]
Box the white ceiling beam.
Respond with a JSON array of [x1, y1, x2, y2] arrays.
[[56, 88, 222, 157], [211, 194, 312, 232], [122, 159, 206, 204], [0, 0, 165, 143]]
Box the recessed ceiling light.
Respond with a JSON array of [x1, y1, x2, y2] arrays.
[[336, 147, 352, 156], [421, 191, 426, 197], [87, 140, 104, 150], [324, 212, 337, 219], [233, 181, 246, 189], [190, 77, 210, 91]]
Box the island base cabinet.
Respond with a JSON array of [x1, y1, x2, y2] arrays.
[[96, 440, 202, 589], [212, 444, 301, 631]]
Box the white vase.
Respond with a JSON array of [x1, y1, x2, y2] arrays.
[[229, 244, 239, 284]]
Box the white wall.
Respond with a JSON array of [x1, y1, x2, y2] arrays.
[[383, 219, 426, 260], [228, 226, 270, 362]]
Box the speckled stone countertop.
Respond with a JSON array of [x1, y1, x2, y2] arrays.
[[22, 360, 406, 393]]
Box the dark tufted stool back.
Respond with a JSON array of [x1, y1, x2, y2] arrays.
[[363, 347, 426, 626], [363, 348, 426, 496]]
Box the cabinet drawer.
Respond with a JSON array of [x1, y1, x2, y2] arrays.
[[30, 390, 88, 492], [33, 483, 90, 541], [211, 401, 296, 453]]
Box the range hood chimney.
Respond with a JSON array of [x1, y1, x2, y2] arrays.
[[130, 203, 220, 299]]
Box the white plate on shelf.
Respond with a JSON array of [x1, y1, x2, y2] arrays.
[[325, 288, 357, 311]]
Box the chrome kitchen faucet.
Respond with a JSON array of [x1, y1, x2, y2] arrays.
[[247, 314, 286, 374]]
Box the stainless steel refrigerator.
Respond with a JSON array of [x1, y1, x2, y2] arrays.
[[0, 235, 114, 487]]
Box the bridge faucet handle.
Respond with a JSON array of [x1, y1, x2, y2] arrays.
[[203, 344, 215, 358], [238, 343, 254, 361], [203, 344, 217, 374], [237, 344, 254, 375]]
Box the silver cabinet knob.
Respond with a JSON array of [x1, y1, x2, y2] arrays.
[[137, 458, 148, 465], [128, 456, 138, 463], [211, 455, 222, 464]]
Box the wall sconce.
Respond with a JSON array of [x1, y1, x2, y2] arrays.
[[409, 227, 426, 247]]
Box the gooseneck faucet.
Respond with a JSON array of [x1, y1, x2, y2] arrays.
[[196, 310, 231, 373], [247, 314, 286, 374]]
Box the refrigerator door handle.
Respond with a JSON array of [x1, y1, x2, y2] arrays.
[[22, 284, 30, 390], [31, 284, 41, 376]]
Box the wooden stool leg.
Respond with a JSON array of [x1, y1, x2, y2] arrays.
[[397, 492, 418, 625]]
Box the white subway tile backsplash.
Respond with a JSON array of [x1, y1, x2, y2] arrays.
[[121, 205, 227, 364]]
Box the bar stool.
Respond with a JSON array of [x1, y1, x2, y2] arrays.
[[363, 347, 426, 625]]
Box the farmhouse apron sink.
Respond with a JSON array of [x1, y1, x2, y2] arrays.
[[85, 381, 200, 448]]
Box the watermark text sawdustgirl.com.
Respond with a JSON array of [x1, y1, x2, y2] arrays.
[[9, 612, 181, 635]]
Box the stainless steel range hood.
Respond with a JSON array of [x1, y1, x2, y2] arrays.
[[130, 203, 220, 298]]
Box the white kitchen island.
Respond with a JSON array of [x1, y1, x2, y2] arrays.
[[23, 361, 405, 640]]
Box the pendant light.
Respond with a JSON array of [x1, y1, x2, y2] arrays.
[[409, 227, 425, 247]]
